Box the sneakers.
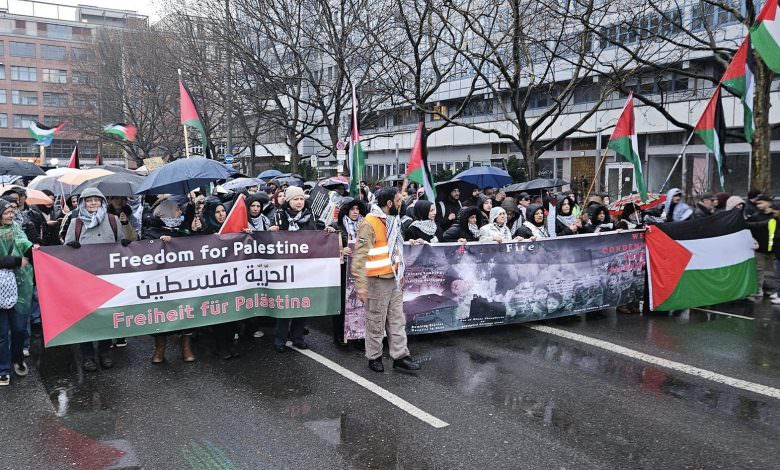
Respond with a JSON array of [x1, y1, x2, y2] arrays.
[[0, 375, 9, 386], [253, 330, 264, 338], [770, 293, 779, 301], [82, 359, 98, 372], [771, 297, 780, 305], [22, 347, 29, 358], [114, 338, 127, 348], [13, 362, 28, 377]]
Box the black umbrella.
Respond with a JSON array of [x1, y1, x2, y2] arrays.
[[0, 156, 45, 177], [434, 178, 478, 200], [72, 172, 145, 197], [504, 178, 569, 192]]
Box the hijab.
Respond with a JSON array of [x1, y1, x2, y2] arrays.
[[409, 200, 438, 238], [246, 193, 271, 232], [200, 196, 225, 233], [339, 198, 366, 243], [77, 192, 108, 230], [556, 198, 577, 227]]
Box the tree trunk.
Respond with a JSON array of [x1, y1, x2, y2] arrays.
[[751, 59, 772, 192], [524, 144, 537, 180]]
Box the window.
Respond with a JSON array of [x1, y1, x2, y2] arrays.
[[13, 114, 38, 129], [0, 114, 6, 128], [43, 115, 60, 126], [12, 90, 38, 106], [9, 42, 35, 58], [574, 82, 600, 104], [42, 69, 67, 84], [0, 40, 4, 56], [0, 65, 5, 80], [71, 48, 94, 62], [491, 143, 509, 155], [0, 90, 4, 104], [46, 24, 72, 40], [11, 66, 36, 82], [43, 92, 67, 107], [463, 97, 494, 117], [72, 71, 92, 85], [73, 94, 96, 109], [40, 45, 66, 61]]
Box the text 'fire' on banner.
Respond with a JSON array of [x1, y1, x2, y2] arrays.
[[34, 232, 342, 347]]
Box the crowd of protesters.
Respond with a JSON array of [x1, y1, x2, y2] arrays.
[[0, 175, 778, 385]]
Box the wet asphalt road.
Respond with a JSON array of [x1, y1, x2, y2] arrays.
[[3, 300, 780, 469]]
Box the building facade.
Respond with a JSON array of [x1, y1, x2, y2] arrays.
[[0, 0, 147, 167]]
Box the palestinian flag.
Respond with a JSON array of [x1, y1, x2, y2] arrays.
[[751, 0, 780, 73], [179, 79, 211, 158], [348, 83, 365, 198], [720, 37, 755, 143], [646, 209, 756, 311], [95, 154, 103, 165], [406, 122, 436, 201], [68, 142, 80, 169], [218, 193, 249, 235], [103, 123, 137, 142], [29, 121, 63, 146], [607, 92, 647, 201], [693, 86, 727, 190]]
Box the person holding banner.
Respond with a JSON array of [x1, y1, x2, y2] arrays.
[[404, 200, 440, 243], [442, 206, 482, 242], [515, 205, 550, 239], [332, 198, 367, 346], [142, 199, 197, 363], [479, 207, 524, 243], [351, 188, 420, 373], [270, 186, 335, 352], [246, 193, 272, 232], [0, 199, 35, 386], [63, 188, 128, 372]]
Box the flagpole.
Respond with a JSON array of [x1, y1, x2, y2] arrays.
[[39, 145, 45, 166], [178, 69, 191, 159], [583, 147, 610, 204], [659, 131, 694, 194]]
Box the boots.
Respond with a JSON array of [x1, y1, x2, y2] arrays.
[[181, 335, 195, 362], [151, 336, 166, 364]]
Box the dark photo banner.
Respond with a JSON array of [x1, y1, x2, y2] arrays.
[[344, 231, 646, 340], [34, 232, 342, 347]]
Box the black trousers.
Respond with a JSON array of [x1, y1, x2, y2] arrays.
[[274, 318, 305, 346]]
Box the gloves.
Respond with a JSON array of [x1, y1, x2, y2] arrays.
[[66, 241, 81, 249], [121, 239, 132, 247]]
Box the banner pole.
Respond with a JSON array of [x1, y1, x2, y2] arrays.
[[659, 131, 694, 194], [39, 145, 45, 166], [178, 69, 190, 159], [584, 147, 610, 203]]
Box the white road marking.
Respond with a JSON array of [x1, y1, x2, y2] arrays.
[[528, 325, 780, 400], [690, 307, 755, 321], [290, 344, 449, 428]]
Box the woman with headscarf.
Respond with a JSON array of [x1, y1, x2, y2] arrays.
[[662, 188, 693, 222], [246, 192, 271, 232], [141, 199, 198, 364], [555, 197, 581, 236], [515, 205, 550, 239], [714, 192, 731, 213], [270, 186, 335, 352], [64, 188, 127, 372], [404, 200, 440, 243], [583, 204, 614, 233], [615, 203, 644, 230], [0, 199, 34, 386], [331, 198, 367, 347], [479, 207, 523, 243], [443, 206, 482, 242]]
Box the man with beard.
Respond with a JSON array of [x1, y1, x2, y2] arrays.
[[436, 187, 462, 232], [351, 188, 421, 373]]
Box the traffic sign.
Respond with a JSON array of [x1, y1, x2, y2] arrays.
[[224, 153, 234, 164]]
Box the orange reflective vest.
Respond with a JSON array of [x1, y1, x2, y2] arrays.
[[364, 214, 398, 277]]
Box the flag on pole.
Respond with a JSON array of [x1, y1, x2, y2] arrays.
[[607, 92, 647, 201], [95, 154, 103, 165], [693, 86, 727, 190], [179, 79, 211, 158], [348, 84, 365, 198], [406, 122, 436, 201], [720, 38, 755, 143], [28, 121, 63, 146], [103, 123, 137, 142], [751, 0, 780, 73], [218, 193, 249, 235], [68, 142, 80, 169]]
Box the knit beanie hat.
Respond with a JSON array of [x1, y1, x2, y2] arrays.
[[285, 186, 305, 201], [500, 197, 518, 214], [725, 195, 745, 210], [489, 207, 506, 224]]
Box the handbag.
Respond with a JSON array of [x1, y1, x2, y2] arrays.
[[0, 243, 18, 309]]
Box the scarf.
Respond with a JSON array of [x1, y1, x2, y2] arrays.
[[410, 219, 438, 237], [556, 214, 577, 227], [161, 216, 183, 229], [468, 223, 480, 239], [342, 215, 362, 242], [523, 220, 549, 238], [78, 201, 107, 229], [286, 207, 312, 232], [370, 205, 405, 283], [250, 214, 270, 232]]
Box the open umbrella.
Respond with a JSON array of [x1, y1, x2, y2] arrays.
[[608, 193, 666, 216], [57, 168, 113, 186], [517, 178, 569, 191], [455, 166, 512, 189], [72, 173, 145, 197], [28, 175, 76, 195], [90, 164, 139, 175], [381, 174, 405, 183], [434, 178, 478, 200], [319, 175, 350, 189], [258, 169, 283, 180], [0, 185, 52, 205], [134, 157, 237, 195], [0, 156, 45, 177], [270, 175, 303, 187], [222, 177, 262, 191]]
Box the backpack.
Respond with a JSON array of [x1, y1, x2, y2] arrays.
[[74, 215, 119, 243]]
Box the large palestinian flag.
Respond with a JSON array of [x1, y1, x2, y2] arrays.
[[751, 0, 780, 73], [607, 92, 648, 201], [29, 121, 63, 146], [693, 86, 727, 190], [720, 37, 755, 143], [406, 122, 436, 201], [179, 78, 212, 158], [104, 123, 137, 142], [646, 209, 756, 311]]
